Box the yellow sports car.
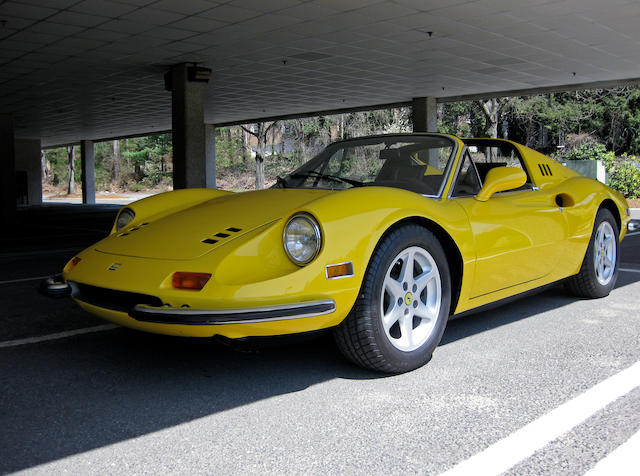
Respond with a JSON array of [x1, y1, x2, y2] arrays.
[[50, 134, 632, 373]]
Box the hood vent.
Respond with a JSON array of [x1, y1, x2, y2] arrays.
[[201, 227, 243, 245], [118, 222, 150, 237]]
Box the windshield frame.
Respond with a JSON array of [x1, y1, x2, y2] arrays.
[[278, 133, 459, 198]]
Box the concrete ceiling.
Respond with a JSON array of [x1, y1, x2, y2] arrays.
[[1, 0, 640, 147]]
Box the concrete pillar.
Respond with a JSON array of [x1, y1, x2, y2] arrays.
[[0, 115, 16, 224], [15, 139, 42, 205], [165, 63, 212, 189], [205, 123, 216, 188], [413, 97, 439, 167], [80, 140, 95, 204], [412, 97, 438, 133]]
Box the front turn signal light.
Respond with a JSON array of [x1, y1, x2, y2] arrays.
[[326, 261, 354, 279], [65, 256, 82, 272], [172, 272, 211, 290]]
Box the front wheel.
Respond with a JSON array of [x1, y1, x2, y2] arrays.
[[566, 208, 619, 298], [334, 225, 451, 373]]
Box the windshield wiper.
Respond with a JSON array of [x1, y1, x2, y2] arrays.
[[291, 171, 363, 187]]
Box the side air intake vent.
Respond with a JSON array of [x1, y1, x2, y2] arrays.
[[538, 164, 553, 176]]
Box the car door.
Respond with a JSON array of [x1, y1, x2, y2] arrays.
[[451, 146, 569, 298]]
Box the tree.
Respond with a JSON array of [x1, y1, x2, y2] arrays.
[[41, 150, 50, 184], [475, 98, 509, 138], [112, 140, 120, 182], [240, 121, 280, 189], [67, 145, 76, 194]]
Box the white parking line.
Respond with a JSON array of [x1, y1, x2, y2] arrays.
[[0, 324, 118, 349], [626, 231, 640, 237], [583, 428, 640, 475], [439, 361, 640, 476], [620, 268, 640, 273], [0, 275, 54, 285]]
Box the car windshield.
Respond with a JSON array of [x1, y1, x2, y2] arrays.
[[276, 135, 456, 196]]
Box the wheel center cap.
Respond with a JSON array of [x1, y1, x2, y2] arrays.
[[404, 292, 413, 305]]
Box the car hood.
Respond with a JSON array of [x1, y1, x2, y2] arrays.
[[95, 188, 333, 260]]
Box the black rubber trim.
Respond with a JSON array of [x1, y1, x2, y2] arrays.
[[129, 301, 336, 325], [69, 281, 163, 313]]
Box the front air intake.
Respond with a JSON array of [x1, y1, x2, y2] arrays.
[[69, 282, 162, 313]]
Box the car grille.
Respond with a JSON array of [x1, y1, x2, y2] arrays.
[[68, 281, 162, 313]]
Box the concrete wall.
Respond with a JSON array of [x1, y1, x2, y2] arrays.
[[562, 159, 608, 184], [15, 139, 42, 205]]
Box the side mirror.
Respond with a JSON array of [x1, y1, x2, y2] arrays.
[[475, 167, 527, 202]]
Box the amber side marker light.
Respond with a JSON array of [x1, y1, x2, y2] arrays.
[[325, 261, 354, 280], [172, 272, 212, 290]]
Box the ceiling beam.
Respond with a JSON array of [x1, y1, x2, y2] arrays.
[[438, 78, 640, 104], [42, 77, 640, 149]]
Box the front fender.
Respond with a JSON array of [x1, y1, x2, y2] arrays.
[[297, 187, 474, 307], [112, 188, 233, 234]]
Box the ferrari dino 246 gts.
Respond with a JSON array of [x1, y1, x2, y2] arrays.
[[50, 134, 633, 373]]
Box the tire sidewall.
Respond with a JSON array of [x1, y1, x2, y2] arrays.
[[362, 226, 451, 372], [586, 209, 620, 297]]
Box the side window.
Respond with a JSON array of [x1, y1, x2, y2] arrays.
[[467, 142, 532, 189], [452, 151, 481, 197]]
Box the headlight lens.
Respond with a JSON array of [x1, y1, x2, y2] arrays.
[[116, 208, 135, 231], [283, 214, 322, 265]]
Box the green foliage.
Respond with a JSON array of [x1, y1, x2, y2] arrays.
[[504, 88, 640, 153], [607, 156, 640, 199], [555, 140, 639, 198], [558, 141, 607, 160], [41, 87, 640, 195], [42, 134, 172, 193], [215, 127, 246, 170], [557, 141, 616, 170], [439, 102, 472, 136]]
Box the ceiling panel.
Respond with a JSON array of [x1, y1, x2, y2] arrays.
[[0, 0, 639, 146]]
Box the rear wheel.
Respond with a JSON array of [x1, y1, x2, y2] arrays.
[[334, 225, 451, 373], [566, 208, 619, 298]]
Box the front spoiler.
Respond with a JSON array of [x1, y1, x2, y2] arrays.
[[128, 299, 337, 325]]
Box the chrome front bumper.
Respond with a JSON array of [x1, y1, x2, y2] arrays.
[[39, 275, 71, 298], [41, 276, 337, 326], [128, 300, 337, 325]]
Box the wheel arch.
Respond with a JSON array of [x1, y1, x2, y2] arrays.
[[374, 216, 463, 316], [599, 198, 621, 234]]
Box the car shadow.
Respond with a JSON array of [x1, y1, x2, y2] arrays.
[[0, 327, 380, 473], [441, 269, 640, 346]]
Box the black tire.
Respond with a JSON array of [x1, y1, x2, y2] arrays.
[[334, 224, 451, 373], [566, 208, 619, 298]]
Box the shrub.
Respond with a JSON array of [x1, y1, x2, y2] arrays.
[[556, 140, 639, 198], [609, 156, 640, 199], [558, 140, 616, 167]]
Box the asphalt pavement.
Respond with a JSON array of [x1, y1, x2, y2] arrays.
[[1, 205, 639, 475]]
